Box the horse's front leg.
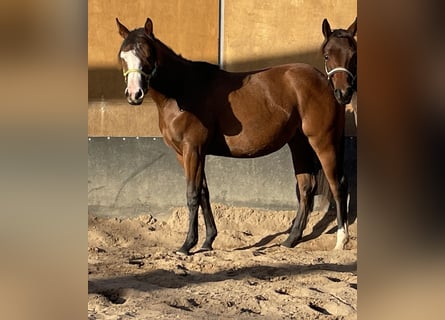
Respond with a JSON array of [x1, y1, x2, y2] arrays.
[[199, 172, 217, 251], [176, 146, 204, 255]]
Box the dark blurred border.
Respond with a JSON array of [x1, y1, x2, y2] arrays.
[[0, 1, 87, 319], [359, 0, 445, 319]]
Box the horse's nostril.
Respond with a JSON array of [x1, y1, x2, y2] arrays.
[[135, 89, 144, 100], [125, 88, 129, 97], [334, 89, 342, 99]]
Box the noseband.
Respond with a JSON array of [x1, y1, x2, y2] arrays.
[[123, 64, 157, 84], [324, 61, 355, 81]]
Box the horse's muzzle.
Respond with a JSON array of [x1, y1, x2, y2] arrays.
[[334, 87, 354, 105], [125, 88, 144, 105]]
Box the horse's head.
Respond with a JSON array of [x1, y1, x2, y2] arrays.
[[322, 18, 357, 105], [116, 18, 157, 105]]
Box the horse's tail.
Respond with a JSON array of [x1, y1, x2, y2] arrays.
[[313, 168, 332, 212]]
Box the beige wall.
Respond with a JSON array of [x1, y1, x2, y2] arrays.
[[223, 0, 356, 71], [88, 0, 356, 137], [88, 0, 219, 67]]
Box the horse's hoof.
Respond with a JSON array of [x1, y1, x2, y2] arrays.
[[281, 238, 298, 248], [198, 245, 213, 252], [334, 228, 349, 250], [175, 248, 190, 256], [333, 239, 349, 250]]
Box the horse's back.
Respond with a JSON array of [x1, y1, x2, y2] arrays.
[[206, 63, 338, 157]]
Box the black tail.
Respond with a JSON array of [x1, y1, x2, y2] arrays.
[[313, 136, 357, 222], [314, 168, 332, 212]]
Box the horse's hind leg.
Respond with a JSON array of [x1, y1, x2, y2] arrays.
[[282, 134, 317, 248], [199, 172, 217, 251], [282, 173, 316, 247], [309, 135, 349, 250]]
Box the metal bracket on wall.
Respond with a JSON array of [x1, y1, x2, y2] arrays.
[[88, 137, 160, 142]]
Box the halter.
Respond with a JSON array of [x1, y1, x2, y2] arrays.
[[123, 68, 149, 79], [123, 64, 157, 84], [324, 61, 355, 81]]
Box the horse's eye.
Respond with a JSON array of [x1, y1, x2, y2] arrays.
[[324, 55, 329, 60]]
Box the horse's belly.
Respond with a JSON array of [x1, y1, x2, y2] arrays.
[[209, 128, 293, 158]]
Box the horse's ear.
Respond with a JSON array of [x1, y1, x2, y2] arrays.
[[322, 18, 332, 39], [144, 17, 154, 37], [347, 17, 357, 37], [116, 18, 130, 39]]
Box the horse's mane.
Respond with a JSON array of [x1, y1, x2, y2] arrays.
[[153, 36, 221, 74], [118, 27, 221, 76]]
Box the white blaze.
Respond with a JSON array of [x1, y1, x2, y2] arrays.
[[120, 49, 143, 97]]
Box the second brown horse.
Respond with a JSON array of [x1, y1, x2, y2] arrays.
[[116, 17, 348, 255]]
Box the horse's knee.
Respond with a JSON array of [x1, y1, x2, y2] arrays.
[[186, 189, 200, 209], [187, 196, 199, 209]]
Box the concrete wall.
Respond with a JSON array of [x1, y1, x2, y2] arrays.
[[88, 136, 356, 217], [88, 137, 299, 216]]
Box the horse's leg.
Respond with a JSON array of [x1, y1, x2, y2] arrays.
[[282, 173, 316, 247], [309, 134, 349, 250], [175, 146, 205, 255], [282, 134, 317, 248], [199, 172, 218, 251], [352, 92, 357, 127]]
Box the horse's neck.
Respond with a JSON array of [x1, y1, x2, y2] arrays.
[[151, 39, 190, 97], [150, 39, 222, 111]]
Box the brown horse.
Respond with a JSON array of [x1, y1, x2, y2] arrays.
[[322, 18, 357, 125], [116, 17, 348, 255]]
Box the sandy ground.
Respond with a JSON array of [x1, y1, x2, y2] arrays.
[[88, 204, 357, 319]]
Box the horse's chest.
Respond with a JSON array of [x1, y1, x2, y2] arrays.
[[159, 119, 183, 147], [159, 110, 208, 153]]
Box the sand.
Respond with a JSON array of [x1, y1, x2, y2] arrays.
[[88, 204, 357, 319]]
